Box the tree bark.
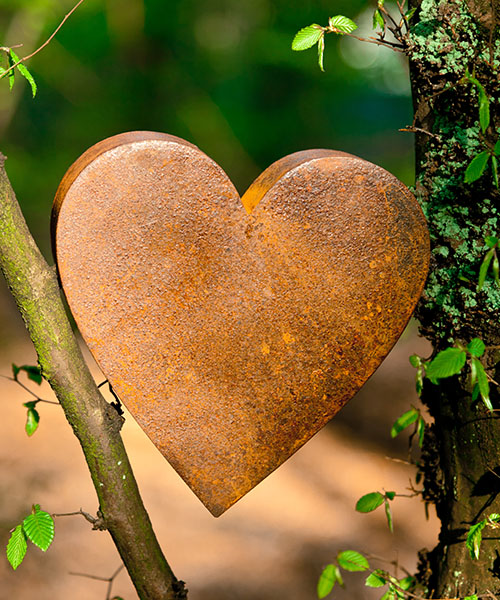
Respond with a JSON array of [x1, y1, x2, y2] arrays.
[[0, 153, 186, 599], [409, 0, 500, 595]]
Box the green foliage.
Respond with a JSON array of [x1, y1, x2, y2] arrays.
[[465, 514, 500, 560], [467, 338, 485, 357], [6, 525, 27, 570], [23, 402, 40, 436], [356, 492, 385, 513], [425, 347, 467, 383], [291, 25, 323, 51], [317, 564, 339, 598], [390, 407, 419, 438], [366, 570, 387, 587], [6, 505, 55, 570], [328, 16, 357, 34], [478, 237, 500, 290], [337, 550, 369, 572], [0, 49, 37, 97], [12, 363, 42, 385], [464, 151, 490, 183], [463, 72, 490, 133]]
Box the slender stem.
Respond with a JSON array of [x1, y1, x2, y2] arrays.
[[0, 0, 86, 80], [0, 373, 60, 404]]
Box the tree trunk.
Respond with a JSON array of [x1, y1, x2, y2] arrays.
[[0, 154, 187, 599], [409, 0, 500, 595]]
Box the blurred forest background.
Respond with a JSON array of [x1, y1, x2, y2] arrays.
[[0, 1, 437, 599]]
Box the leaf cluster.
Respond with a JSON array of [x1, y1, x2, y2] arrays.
[[356, 490, 396, 533], [6, 504, 55, 570], [0, 48, 37, 97]]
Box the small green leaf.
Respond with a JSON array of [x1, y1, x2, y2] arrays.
[[416, 366, 424, 395], [6, 525, 27, 570], [328, 15, 358, 34], [25, 406, 40, 436], [485, 236, 499, 248], [7, 53, 15, 90], [9, 50, 37, 97], [425, 347, 467, 382], [373, 9, 385, 30], [405, 7, 417, 20], [417, 416, 425, 448], [488, 513, 500, 523], [385, 491, 396, 501], [409, 354, 421, 368], [390, 407, 419, 438], [464, 595, 478, 600], [464, 151, 490, 183], [22, 505, 54, 552], [493, 254, 500, 286], [14, 365, 43, 385], [466, 520, 486, 560], [365, 570, 387, 588], [317, 35, 325, 72], [333, 565, 344, 587], [478, 248, 495, 290], [467, 338, 486, 358], [337, 550, 369, 572], [381, 588, 397, 600], [473, 358, 492, 411], [384, 499, 394, 533], [471, 382, 480, 402], [356, 492, 385, 513], [317, 564, 337, 598], [492, 156, 499, 189], [398, 576, 415, 591], [479, 94, 490, 133], [292, 25, 323, 51], [494, 139, 500, 157]]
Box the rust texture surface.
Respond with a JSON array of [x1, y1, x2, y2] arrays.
[[53, 131, 430, 516]]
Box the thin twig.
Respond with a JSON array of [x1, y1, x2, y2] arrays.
[[343, 31, 405, 52], [0, 373, 60, 404], [69, 564, 124, 600], [0, 0, 86, 80], [399, 126, 442, 141]]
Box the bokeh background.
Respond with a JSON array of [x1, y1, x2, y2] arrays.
[[0, 1, 437, 599]]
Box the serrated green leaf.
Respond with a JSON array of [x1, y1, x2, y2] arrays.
[[328, 15, 358, 34], [292, 25, 323, 51], [467, 338, 486, 358], [384, 499, 394, 533], [9, 50, 37, 97], [22, 506, 54, 552], [478, 247, 495, 289], [485, 236, 499, 248], [473, 358, 492, 410], [317, 35, 325, 72], [25, 406, 40, 436], [366, 570, 387, 587], [337, 550, 369, 572], [417, 416, 425, 448], [466, 520, 486, 560], [494, 139, 500, 157], [373, 9, 385, 30], [317, 564, 336, 598], [409, 354, 421, 368], [356, 492, 384, 512], [390, 407, 419, 438], [6, 525, 27, 570], [465, 151, 490, 183], [425, 347, 467, 382]]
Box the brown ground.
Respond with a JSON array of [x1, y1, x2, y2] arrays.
[[0, 283, 438, 600]]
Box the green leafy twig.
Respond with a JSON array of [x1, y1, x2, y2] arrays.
[[0, 0, 86, 93], [6, 504, 55, 570], [409, 338, 495, 411], [1, 364, 59, 436], [391, 406, 426, 448], [466, 513, 500, 560], [317, 550, 369, 598]]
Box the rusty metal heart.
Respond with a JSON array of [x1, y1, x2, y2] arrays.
[[52, 131, 429, 516]]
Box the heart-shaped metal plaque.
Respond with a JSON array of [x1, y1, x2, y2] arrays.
[[52, 131, 429, 516]]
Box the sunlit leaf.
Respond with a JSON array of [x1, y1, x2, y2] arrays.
[[6, 525, 27, 570], [485, 236, 499, 248], [425, 347, 467, 382], [473, 358, 492, 411], [317, 564, 337, 598], [356, 492, 384, 512], [373, 9, 385, 30], [292, 25, 323, 51], [390, 407, 419, 438], [22, 505, 54, 552], [365, 570, 387, 587], [317, 34, 325, 72], [384, 499, 394, 533], [464, 151, 489, 183], [9, 50, 37, 97], [337, 550, 369, 572], [328, 15, 358, 34], [25, 406, 40, 436], [417, 416, 425, 448], [466, 520, 486, 560]]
